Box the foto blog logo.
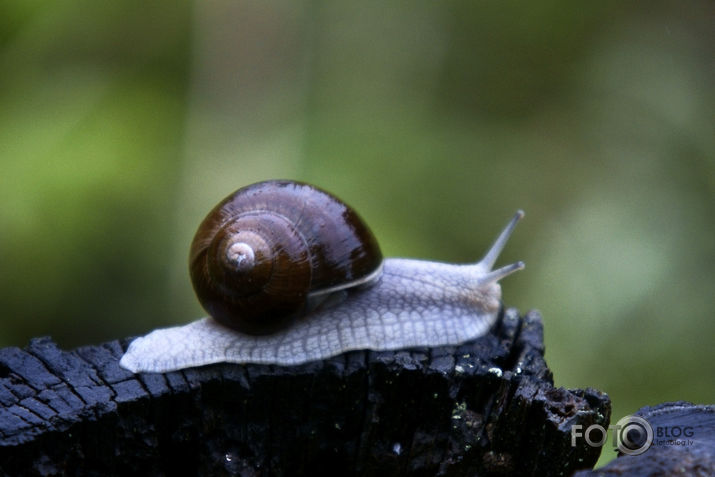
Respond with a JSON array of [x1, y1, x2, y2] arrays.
[[571, 415, 654, 456]]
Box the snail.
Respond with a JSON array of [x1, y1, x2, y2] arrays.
[[120, 180, 524, 373]]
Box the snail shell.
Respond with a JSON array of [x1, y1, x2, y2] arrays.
[[120, 181, 524, 373], [188, 180, 382, 335]]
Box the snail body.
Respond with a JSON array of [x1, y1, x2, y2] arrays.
[[120, 180, 524, 373]]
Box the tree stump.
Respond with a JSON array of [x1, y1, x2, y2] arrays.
[[0, 309, 610, 476]]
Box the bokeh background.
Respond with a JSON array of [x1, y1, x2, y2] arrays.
[[1, 0, 712, 466]]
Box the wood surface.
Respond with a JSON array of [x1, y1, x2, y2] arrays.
[[1, 309, 612, 476]]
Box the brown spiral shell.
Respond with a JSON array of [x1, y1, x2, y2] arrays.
[[189, 180, 383, 335]]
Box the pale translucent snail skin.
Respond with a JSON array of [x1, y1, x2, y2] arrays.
[[120, 211, 524, 373]]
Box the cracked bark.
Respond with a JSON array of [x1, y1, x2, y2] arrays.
[[1, 309, 611, 476]]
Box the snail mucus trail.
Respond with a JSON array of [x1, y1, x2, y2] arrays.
[[120, 180, 524, 373]]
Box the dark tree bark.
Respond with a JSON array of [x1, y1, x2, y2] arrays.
[[0, 309, 610, 476], [574, 402, 715, 477]]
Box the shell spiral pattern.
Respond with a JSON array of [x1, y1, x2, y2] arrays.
[[189, 180, 383, 335]]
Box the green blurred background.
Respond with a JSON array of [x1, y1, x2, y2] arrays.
[[1, 0, 712, 466]]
